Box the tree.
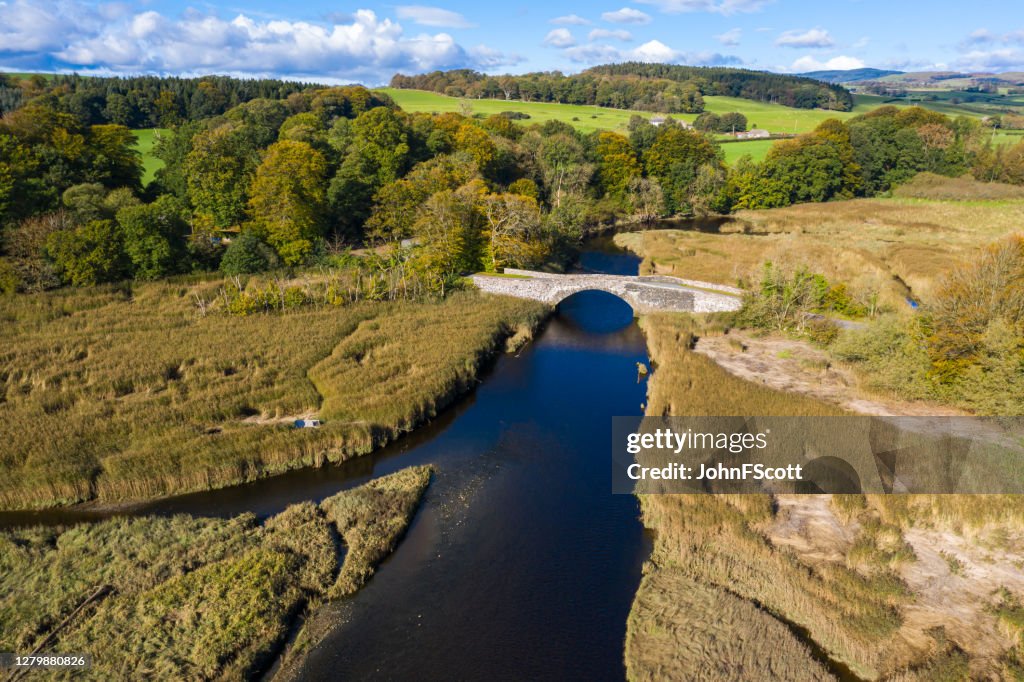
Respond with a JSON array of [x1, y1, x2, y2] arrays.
[[349, 107, 411, 184], [248, 140, 328, 265], [411, 182, 485, 293], [220, 232, 279, 275], [116, 196, 189, 280], [454, 123, 496, 172], [0, 134, 49, 225], [694, 112, 721, 133], [85, 124, 143, 190], [595, 131, 642, 200], [719, 112, 748, 134], [644, 123, 722, 214], [481, 192, 546, 270], [627, 177, 665, 223], [46, 219, 127, 286], [184, 122, 260, 228], [365, 154, 478, 243]]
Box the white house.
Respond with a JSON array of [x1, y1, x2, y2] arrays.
[[735, 129, 770, 140], [650, 116, 693, 130]]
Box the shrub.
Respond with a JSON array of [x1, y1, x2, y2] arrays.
[[0, 257, 19, 294], [219, 233, 279, 275]]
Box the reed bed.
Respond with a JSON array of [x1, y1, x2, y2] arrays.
[[0, 278, 544, 510], [630, 314, 911, 680], [0, 465, 432, 680], [625, 567, 832, 681], [616, 193, 1024, 305], [630, 313, 1024, 679]]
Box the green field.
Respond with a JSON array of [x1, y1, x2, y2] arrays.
[[381, 88, 982, 138], [131, 128, 168, 185], [719, 139, 776, 164], [379, 87, 655, 133], [381, 87, 867, 135]]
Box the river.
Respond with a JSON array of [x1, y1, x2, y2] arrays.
[[1, 241, 654, 681]]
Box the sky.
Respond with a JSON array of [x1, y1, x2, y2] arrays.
[[1, 0, 1023, 85]]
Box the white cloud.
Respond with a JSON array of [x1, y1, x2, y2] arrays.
[[790, 55, 866, 72], [588, 28, 633, 42], [543, 28, 576, 48], [601, 8, 652, 24], [563, 39, 740, 66], [953, 28, 1024, 70], [636, 0, 771, 15], [632, 39, 679, 62], [715, 28, 742, 46], [955, 48, 1024, 71], [0, 1, 508, 84], [468, 44, 524, 68], [395, 6, 475, 29], [550, 14, 590, 26], [960, 27, 1024, 48], [776, 28, 835, 48], [563, 43, 623, 63]]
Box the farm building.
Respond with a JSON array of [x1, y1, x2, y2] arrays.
[[649, 116, 693, 129], [735, 129, 770, 140]]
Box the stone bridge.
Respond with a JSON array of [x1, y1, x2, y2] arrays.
[[471, 268, 743, 315]]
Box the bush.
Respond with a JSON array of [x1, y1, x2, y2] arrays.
[[0, 257, 19, 294], [219, 233, 280, 275], [46, 219, 128, 286]]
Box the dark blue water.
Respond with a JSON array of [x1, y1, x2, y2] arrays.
[[289, 286, 650, 681]]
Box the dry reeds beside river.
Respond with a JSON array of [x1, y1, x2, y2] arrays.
[[0, 279, 545, 510]]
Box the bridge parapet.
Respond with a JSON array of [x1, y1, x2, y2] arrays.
[[471, 269, 742, 315]]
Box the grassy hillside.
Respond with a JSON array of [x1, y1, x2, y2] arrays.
[[383, 89, 1016, 159], [131, 128, 168, 185], [380, 87, 655, 133], [382, 87, 866, 134]]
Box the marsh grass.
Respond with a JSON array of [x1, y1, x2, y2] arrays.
[[0, 465, 432, 680], [631, 313, 1024, 679], [893, 172, 1024, 201], [630, 314, 923, 679], [616, 193, 1024, 305], [0, 279, 545, 510], [625, 567, 832, 681]]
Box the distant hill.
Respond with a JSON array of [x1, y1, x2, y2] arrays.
[[798, 68, 902, 84], [876, 71, 1024, 87], [391, 64, 854, 114]]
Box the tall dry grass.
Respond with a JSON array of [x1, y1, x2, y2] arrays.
[[630, 314, 930, 680], [630, 313, 1024, 679], [616, 193, 1024, 305], [625, 567, 832, 681], [0, 278, 544, 510], [0, 465, 432, 680]]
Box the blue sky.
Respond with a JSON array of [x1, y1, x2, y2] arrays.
[[1, 0, 1022, 84]]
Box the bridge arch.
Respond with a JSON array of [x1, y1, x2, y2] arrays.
[[549, 286, 640, 315]]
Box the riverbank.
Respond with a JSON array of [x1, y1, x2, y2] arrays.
[[628, 313, 1024, 679], [0, 283, 547, 511], [0, 465, 432, 679]]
